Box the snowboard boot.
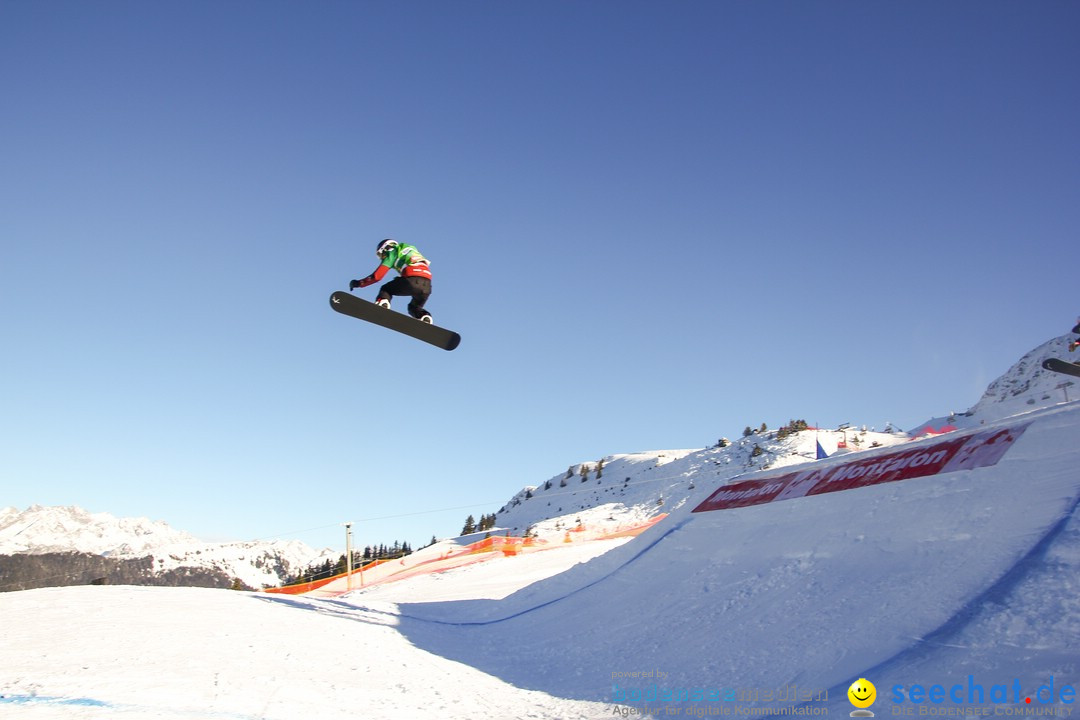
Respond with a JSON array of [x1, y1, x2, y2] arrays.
[[419, 313, 433, 324], [375, 298, 391, 309]]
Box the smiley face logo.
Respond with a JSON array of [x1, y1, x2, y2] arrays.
[[848, 678, 877, 709]]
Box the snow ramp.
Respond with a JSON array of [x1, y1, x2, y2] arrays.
[[390, 402, 1080, 709]]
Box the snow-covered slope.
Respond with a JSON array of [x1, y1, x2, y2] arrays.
[[966, 333, 1079, 421], [0, 505, 334, 589], [913, 332, 1078, 434], [382, 400, 1080, 711], [0, 584, 610, 720], [145, 537, 335, 589], [497, 333, 1080, 541], [2, 338, 1078, 719], [494, 428, 911, 539]]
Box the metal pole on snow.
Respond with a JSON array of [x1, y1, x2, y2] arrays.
[[345, 522, 354, 591]]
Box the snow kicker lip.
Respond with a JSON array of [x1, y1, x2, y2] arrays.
[[693, 422, 1032, 513]]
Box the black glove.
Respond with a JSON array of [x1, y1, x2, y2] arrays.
[[349, 279, 361, 291]]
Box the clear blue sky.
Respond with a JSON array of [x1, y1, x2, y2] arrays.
[[3, 1, 1078, 556]]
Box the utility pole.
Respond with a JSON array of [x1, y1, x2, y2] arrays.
[[344, 522, 354, 591]]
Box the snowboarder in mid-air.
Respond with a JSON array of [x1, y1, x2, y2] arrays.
[[331, 237, 459, 351], [1070, 317, 1080, 353], [349, 239, 434, 323]]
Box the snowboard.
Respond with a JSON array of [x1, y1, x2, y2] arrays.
[[329, 291, 461, 351], [1042, 357, 1080, 379]]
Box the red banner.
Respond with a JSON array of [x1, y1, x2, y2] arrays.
[[692, 423, 1031, 513]]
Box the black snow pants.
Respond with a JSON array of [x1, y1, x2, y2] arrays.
[[377, 276, 431, 319]]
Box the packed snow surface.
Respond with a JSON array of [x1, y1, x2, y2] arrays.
[[3, 400, 1079, 719]]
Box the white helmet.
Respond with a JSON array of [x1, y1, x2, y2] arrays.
[[376, 238, 398, 258]]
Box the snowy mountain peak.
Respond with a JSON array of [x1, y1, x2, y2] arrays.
[[967, 333, 1077, 421], [0, 505, 198, 557], [0, 505, 335, 590], [912, 332, 1078, 435]]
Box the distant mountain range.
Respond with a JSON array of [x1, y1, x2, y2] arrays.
[[0, 505, 335, 592]]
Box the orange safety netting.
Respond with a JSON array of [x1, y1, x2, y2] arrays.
[[263, 513, 667, 597], [263, 557, 398, 596]]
